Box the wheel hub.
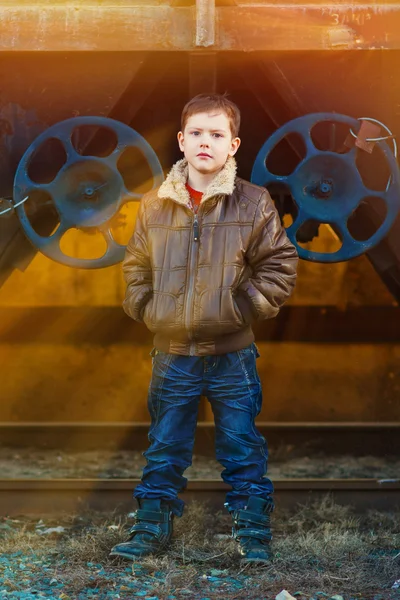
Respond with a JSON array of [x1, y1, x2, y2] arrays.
[[54, 159, 121, 228], [297, 153, 362, 221]]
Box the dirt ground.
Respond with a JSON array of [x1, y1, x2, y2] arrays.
[[0, 496, 399, 600], [0, 447, 399, 480]]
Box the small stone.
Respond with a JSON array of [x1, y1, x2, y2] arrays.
[[209, 569, 226, 576], [37, 526, 65, 536], [276, 592, 297, 600]]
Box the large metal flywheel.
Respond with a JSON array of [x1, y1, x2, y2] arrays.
[[251, 113, 400, 262], [13, 116, 163, 268]]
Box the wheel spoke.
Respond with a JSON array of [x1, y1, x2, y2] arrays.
[[116, 127, 141, 149], [252, 159, 290, 188], [100, 226, 125, 252], [302, 129, 318, 158], [58, 136, 81, 164], [97, 149, 119, 169], [335, 221, 355, 246], [286, 208, 306, 238], [287, 117, 317, 159], [342, 144, 357, 165], [121, 187, 142, 204], [329, 123, 337, 152], [41, 218, 70, 246], [116, 169, 146, 204]]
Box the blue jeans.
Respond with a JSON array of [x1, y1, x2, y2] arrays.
[[134, 343, 274, 517]]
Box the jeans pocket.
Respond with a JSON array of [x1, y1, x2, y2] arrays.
[[239, 343, 255, 358]]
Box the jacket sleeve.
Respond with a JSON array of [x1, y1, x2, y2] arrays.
[[122, 199, 153, 322], [235, 190, 298, 321]]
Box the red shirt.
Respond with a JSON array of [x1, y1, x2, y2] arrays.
[[185, 183, 203, 213]]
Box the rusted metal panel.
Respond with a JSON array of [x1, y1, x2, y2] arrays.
[[196, 0, 215, 46], [0, 5, 193, 52], [218, 2, 400, 51], [1, 2, 400, 51]]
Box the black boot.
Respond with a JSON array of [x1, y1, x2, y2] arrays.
[[229, 496, 273, 563], [110, 498, 174, 560]]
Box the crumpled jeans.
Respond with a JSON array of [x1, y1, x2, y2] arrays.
[[134, 343, 274, 517]]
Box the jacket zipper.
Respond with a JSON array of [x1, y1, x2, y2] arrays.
[[184, 212, 200, 355], [193, 214, 199, 241]]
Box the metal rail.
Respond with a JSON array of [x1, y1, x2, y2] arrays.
[[1, 425, 398, 513], [0, 479, 399, 515]]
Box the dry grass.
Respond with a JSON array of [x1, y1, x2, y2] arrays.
[[1, 496, 400, 599]]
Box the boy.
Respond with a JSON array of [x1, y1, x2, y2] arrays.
[[110, 94, 298, 563]]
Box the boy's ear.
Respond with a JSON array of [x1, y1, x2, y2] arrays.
[[229, 136, 241, 156], [177, 131, 184, 152]]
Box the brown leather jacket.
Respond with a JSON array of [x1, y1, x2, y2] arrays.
[[122, 156, 298, 355]]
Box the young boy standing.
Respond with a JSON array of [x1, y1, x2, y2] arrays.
[[110, 94, 298, 563]]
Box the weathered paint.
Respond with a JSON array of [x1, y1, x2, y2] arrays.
[[1, 2, 400, 51]]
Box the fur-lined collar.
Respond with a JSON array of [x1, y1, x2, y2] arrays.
[[158, 156, 237, 207]]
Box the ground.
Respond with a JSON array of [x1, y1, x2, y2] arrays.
[[0, 448, 399, 479], [0, 497, 399, 600]]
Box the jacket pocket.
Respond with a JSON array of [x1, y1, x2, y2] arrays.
[[143, 292, 177, 332], [231, 292, 246, 324], [232, 290, 254, 324], [142, 296, 154, 326], [197, 288, 244, 331]]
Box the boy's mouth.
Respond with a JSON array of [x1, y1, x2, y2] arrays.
[[197, 153, 212, 158]]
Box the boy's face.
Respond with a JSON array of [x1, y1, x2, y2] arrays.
[[177, 111, 240, 177]]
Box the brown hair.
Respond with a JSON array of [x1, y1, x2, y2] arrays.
[[181, 93, 241, 138]]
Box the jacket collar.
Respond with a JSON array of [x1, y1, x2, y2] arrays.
[[157, 156, 237, 207]]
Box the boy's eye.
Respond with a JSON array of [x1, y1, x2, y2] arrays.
[[213, 133, 223, 138], [191, 131, 200, 136]]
